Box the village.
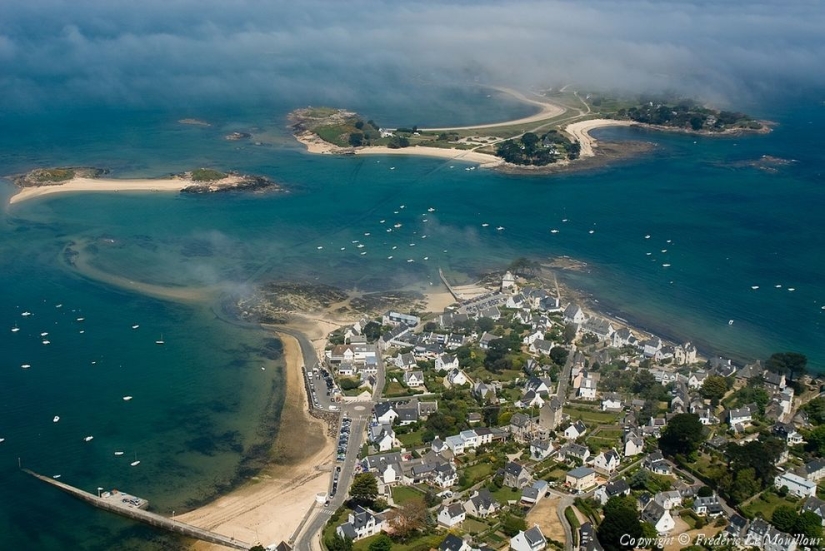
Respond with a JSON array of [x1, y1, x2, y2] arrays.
[[316, 271, 825, 551]]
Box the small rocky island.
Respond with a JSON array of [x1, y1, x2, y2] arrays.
[[12, 167, 108, 187], [176, 168, 283, 194]]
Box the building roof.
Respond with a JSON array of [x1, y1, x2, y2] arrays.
[[523, 526, 546, 546], [568, 466, 595, 479], [440, 534, 466, 551]]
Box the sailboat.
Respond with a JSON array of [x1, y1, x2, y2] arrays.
[[131, 453, 141, 467], [155, 334, 165, 345], [11, 325, 19, 333]]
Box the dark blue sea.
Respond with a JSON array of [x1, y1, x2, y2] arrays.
[[1, 85, 824, 548]]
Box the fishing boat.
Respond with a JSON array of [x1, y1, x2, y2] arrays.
[[53, 416, 60, 422], [22, 364, 30, 369], [22, 312, 31, 317]]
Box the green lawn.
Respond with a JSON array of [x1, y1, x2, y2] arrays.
[[462, 463, 494, 488], [741, 492, 799, 519], [563, 407, 621, 424], [462, 518, 490, 536], [490, 485, 521, 506], [353, 533, 444, 551], [397, 430, 424, 448], [391, 485, 424, 505]]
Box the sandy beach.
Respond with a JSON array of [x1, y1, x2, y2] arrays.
[[563, 119, 636, 157], [8, 177, 191, 205], [355, 145, 502, 166], [421, 87, 566, 131], [179, 324, 335, 550]]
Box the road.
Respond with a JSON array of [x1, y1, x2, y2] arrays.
[[288, 328, 383, 550]]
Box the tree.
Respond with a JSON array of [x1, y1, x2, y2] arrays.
[[725, 468, 761, 504], [326, 533, 353, 551], [796, 511, 824, 540], [502, 514, 527, 537], [363, 321, 383, 341], [563, 323, 577, 344], [550, 346, 569, 366], [249, 547, 266, 551], [725, 438, 782, 487], [632, 370, 657, 395], [368, 534, 393, 551], [771, 504, 798, 533], [386, 498, 428, 540], [348, 132, 364, 147], [599, 496, 643, 551], [701, 375, 728, 402], [350, 473, 378, 506], [803, 397, 825, 425], [766, 352, 807, 382], [477, 316, 495, 333], [697, 486, 714, 498], [658, 413, 703, 457]]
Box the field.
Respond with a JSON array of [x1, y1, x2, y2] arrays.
[[391, 485, 424, 505], [397, 430, 424, 448], [461, 463, 494, 488], [563, 406, 621, 425], [741, 492, 799, 519]]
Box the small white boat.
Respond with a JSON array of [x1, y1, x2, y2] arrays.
[[394, 223, 402, 228], [52, 474, 61, 479], [53, 416, 60, 422], [55, 304, 62, 308], [0, 438, 5, 443], [352, 240, 359, 243], [589, 230, 595, 234], [481, 223, 489, 227], [667, 239, 672, 243], [123, 396, 133, 401], [357, 244, 364, 248], [386, 228, 392, 233], [729, 320, 735, 325], [22, 364, 30, 369], [423, 257, 429, 260], [379, 219, 385, 223], [76, 317, 85, 322], [360, 252, 366, 256], [132, 324, 139, 329], [562, 218, 568, 222], [662, 264, 671, 267], [399, 205, 405, 208], [41, 332, 49, 337], [407, 259, 414, 263], [550, 229, 559, 234], [775, 284, 782, 288], [387, 256, 393, 259], [84, 436, 94, 442], [390, 167, 395, 170], [79, 330, 85, 334], [392, 246, 397, 250], [316, 246, 323, 250], [340, 247, 345, 251], [156, 336, 165, 345], [11, 326, 19, 333], [428, 207, 435, 212], [496, 226, 505, 231], [22, 312, 32, 316], [131, 453, 140, 467], [42, 340, 50, 345], [646, 252, 652, 256], [644, 235, 651, 239], [751, 285, 759, 290], [364, 232, 370, 236], [788, 288, 796, 292], [114, 451, 124, 456], [661, 249, 667, 253], [409, 243, 415, 247]]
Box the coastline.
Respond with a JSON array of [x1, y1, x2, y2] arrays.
[[179, 321, 335, 550], [563, 119, 637, 158]]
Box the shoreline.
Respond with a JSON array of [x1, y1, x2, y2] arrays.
[[179, 320, 336, 550]]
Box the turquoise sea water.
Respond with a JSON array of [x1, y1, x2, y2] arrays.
[[1, 86, 824, 548]]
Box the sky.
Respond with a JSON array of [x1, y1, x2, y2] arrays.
[[0, 0, 824, 112]]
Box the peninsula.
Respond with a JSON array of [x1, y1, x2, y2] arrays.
[[289, 88, 770, 172], [7, 167, 283, 205]]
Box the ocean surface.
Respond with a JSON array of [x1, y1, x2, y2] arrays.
[[1, 84, 824, 549]]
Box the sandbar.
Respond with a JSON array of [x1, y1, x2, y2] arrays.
[[563, 119, 636, 158], [9, 177, 191, 205]]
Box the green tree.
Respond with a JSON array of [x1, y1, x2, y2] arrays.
[[659, 413, 703, 457], [766, 352, 807, 382], [725, 468, 762, 504], [368, 534, 393, 551], [502, 514, 528, 537], [599, 497, 643, 551], [326, 533, 353, 551], [697, 486, 713, 497], [795, 511, 824, 540], [806, 425, 825, 455], [632, 370, 657, 395], [771, 504, 798, 533], [249, 546, 266, 551], [348, 132, 364, 147], [563, 323, 577, 344], [701, 375, 728, 403], [350, 473, 378, 506], [386, 498, 428, 540], [477, 317, 495, 332], [803, 397, 825, 425], [550, 346, 569, 366]]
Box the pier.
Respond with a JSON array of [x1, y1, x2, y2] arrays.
[[23, 470, 252, 550], [438, 267, 462, 302]]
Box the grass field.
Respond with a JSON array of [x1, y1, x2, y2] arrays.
[[462, 463, 494, 488], [490, 485, 521, 506], [397, 430, 424, 448], [741, 492, 799, 519], [462, 518, 490, 536], [563, 407, 621, 425], [392, 485, 424, 506]]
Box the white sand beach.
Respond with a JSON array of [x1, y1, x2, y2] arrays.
[[355, 145, 503, 166], [180, 328, 334, 550], [8, 177, 190, 205], [564, 119, 636, 157]]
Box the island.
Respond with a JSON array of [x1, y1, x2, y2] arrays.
[[289, 88, 770, 172], [7, 166, 283, 205]]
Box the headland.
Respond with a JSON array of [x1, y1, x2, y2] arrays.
[[289, 87, 770, 174]]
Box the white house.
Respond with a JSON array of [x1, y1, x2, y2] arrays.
[[336, 506, 385, 541], [593, 449, 621, 475], [403, 371, 425, 388], [594, 479, 631, 505], [775, 472, 817, 498], [510, 525, 547, 551], [373, 402, 398, 425], [692, 495, 723, 516], [445, 435, 466, 456], [729, 407, 753, 426], [523, 330, 545, 346], [687, 371, 708, 390], [601, 393, 623, 411], [566, 467, 596, 491], [654, 490, 683, 510], [624, 430, 645, 457], [530, 439, 555, 460], [445, 368, 469, 387], [463, 489, 499, 518], [578, 376, 597, 400], [641, 501, 675, 534], [563, 304, 586, 325], [435, 354, 459, 371], [436, 503, 465, 528], [564, 421, 587, 440]]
